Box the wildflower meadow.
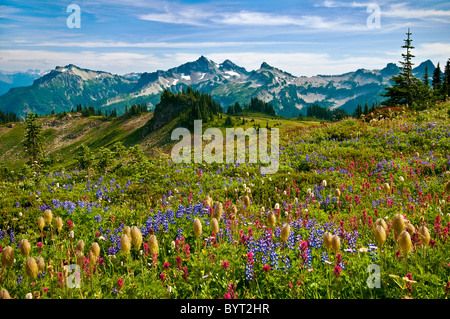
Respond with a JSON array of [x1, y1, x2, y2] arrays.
[[1, 103, 450, 301]]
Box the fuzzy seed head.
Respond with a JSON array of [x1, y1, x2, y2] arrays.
[[36, 256, 45, 272], [331, 235, 341, 254], [148, 235, 159, 255], [398, 230, 412, 255], [375, 225, 386, 246], [243, 195, 251, 209], [2, 246, 14, 268], [205, 196, 213, 207], [334, 189, 341, 197], [37, 216, 45, 232], [76, 240, 85, 252], [375, 218, 388, 232], [382, 183, 390, 194], [405, 221, 415, 236], [267, 211, 276, 228], [130, 226, 143, 249], [193, 218, 202, 238], [392, 214, 405, 236], [280, 223, 290, 243], [445, 181, 450, 194], [25, 257, 39, 280], [19, 239, 31, 258], [212, 202, 223, 221], [211, 217, 219, 235], [91, 242, 100, 257], [230, 204, 238, 220], [54, 217, 63, 231], [76, 252, 84, 269], [0, 289, 11, 299], [323, 232, 333, 251], [44, 209, 53, 225], [89, 250, 97, 265], [418, 226, 430, 247], [123, 226, 131, 238], [120, 234, 131, 255]]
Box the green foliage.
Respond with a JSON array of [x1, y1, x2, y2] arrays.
[[23, 112, 44, 168], [227, 97, 276, 116], [76, 144, 94, 171], [303, 103, 349, 121], [0, 109, 20, 125], [224, 116, 234, 127]]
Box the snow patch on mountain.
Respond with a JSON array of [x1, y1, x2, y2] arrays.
[[224, 70, 240, 77]]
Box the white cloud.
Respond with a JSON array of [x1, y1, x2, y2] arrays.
[[27, 40, 307, 49], [0, 50, 161, 74], [316, 1, 373, 8], [0, 5, 21, 18], [0, 49, 396, 77], [139, 8, 215, 26], [136, 4, 369, 31], [383, 3, 450, 20], [384, 42, 450, 66]]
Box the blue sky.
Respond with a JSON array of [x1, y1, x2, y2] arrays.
[[1, 0, 449, 76]]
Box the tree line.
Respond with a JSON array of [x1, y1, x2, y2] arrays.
[[226, 97, 276, 116], [159, 87, 223, 124], [0, 109, 21, 125], [353, 101, 380, 119], [298, 103, 349, 122]]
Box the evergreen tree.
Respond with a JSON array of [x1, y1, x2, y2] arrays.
[[77, 144, 94, 178], [423, 65, 430, 87], [0, 110, 20, 124], [224, 116, 233, 126], [23, 112, 44, 171], [381, 29, 429, 109], [353, 104, 363, 118], [432, 63, 442, 91], [363, 102, 369, 115], [443, 59, 450, 99], [305, 103, 348, 121], [96, 147, 114, 173]]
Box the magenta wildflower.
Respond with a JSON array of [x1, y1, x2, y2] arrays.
[[336, 253, 342, 264], [176, 256, 182, 270], [182, 266, 189, 281], [247, 252, 254, 264], [334, 264, 342, 278], [117, 278, 124, 290]]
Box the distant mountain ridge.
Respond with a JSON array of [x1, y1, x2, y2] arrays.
[[0, 69, 49, 95], [0, 56, 437, 118]]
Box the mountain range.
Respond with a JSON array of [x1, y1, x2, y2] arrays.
[[0, 56, 437, 118], [0, 69, 49, 96]]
